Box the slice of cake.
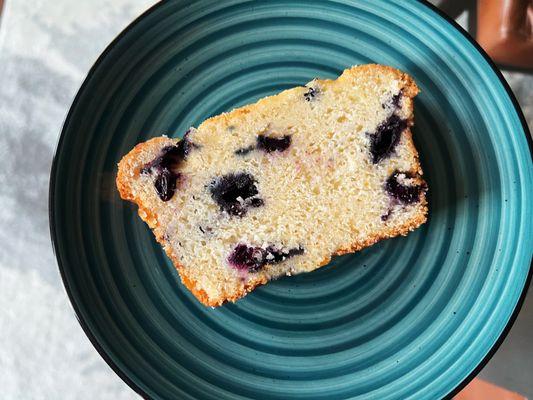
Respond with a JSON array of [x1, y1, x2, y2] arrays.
[[116, 64, 428, 306]]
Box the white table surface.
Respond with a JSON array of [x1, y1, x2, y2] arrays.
[[0, 1, 530, 399]]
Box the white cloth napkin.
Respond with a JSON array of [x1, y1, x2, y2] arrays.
[[0, 1, 154, 399]]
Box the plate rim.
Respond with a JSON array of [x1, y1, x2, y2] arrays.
[[48, 1, 533, 399]]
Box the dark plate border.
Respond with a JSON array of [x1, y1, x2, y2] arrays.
[[49, 1, 533, 399], [417, 2, 533, 399]]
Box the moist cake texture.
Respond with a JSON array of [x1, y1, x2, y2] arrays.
[[117, 64, 428, 306]]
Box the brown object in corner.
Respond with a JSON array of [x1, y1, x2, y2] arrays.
[[455, 378, 527, 400], [476, 0, 533, 69]]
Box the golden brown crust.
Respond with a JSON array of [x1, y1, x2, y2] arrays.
[[116, 137, 173, 202], [116, 138, 270, 307], [115, 64, 427, 307]]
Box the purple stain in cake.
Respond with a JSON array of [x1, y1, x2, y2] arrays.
[[369, 114, 408, 164], [256, 134, 292, 153], [140, 131, 198, 201], [228, 244, 304, 272], [209, 172, 264, 216], [385, 171, 427, 204], [304, 86, 318, 101]]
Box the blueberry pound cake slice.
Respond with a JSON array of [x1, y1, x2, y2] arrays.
[[116, 64, 428, 306]]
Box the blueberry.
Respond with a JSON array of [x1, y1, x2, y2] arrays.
[[383, 92, 403, 109], [235, 135, 292, 155], [385, 171, 426, 204], [140, 145, 182, 175], [391, 92, 403, 108], [141, 146, 183, 202], [256, 134, 292, 153], [234, 145, 255, 156], [248, 197, 265, 207], [154, 168, 179, 202], [265, 245, 304, 263], [381, 209, 392, 221], [369, 114, 408, 164], [227, 244, 265, 271], [228, 243, 304, 272], [140, 131, 198, 201], [304, 86, 318, 101], [210, 172, 263, 216], [142, 131, 198, 173], [175, 136, 192, 159], [198, 226, 213, 234]]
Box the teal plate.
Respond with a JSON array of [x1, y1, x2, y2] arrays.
[[50, 1, 533, 399]]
